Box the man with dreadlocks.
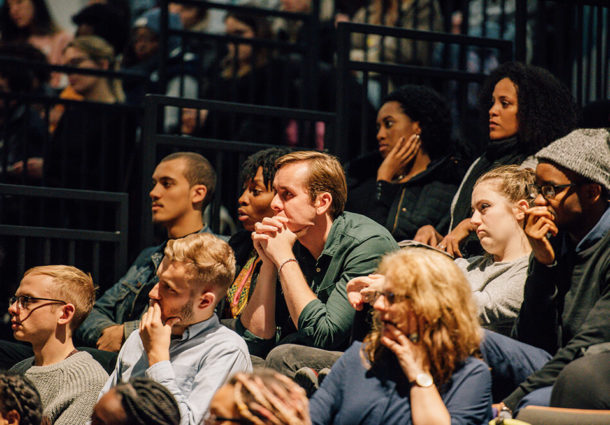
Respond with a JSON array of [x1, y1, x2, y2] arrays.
[[99, 233, 252, 425], [91, 377, 180, 425]]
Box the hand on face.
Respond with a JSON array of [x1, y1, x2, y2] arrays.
[[381, 320, 430, 383], [347, 274, 384, 311], [524, 206, 558, 265], [252, 216, 297, 267], [377, 134, 421, 182], [139, 302, 180, 366]]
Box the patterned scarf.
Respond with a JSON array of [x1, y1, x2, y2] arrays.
[[226, 251, 261, 318]]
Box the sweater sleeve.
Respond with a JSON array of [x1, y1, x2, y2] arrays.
[[512, 258, 562, 352], [503, 267, 610, 410]]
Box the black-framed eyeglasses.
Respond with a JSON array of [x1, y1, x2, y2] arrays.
[[528, 183, 577, 200], [201, 414, 252, 425], [370, 290, 410, 305], [9, 295, 67, 310]]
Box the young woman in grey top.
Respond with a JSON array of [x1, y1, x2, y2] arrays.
[[455, 165, 535, 335]]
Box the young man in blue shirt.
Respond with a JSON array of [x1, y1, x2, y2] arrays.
[[100, 232, 251, 425]]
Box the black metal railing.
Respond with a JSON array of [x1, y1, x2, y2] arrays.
[[0, 56, 145, 191], [335, 21, 513, 162], [350, 0, 608, 107], [156, 0, 322, 111], [520, 0, 608, 106], [139, 94, 335, 248], [0, 184, 128, 299]]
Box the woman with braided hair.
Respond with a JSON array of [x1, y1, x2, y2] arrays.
[[0, 372, 48, 425], [91, 377, 180, 425], [205, 369, 310, 425]]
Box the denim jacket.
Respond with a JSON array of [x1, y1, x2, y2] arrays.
[[76, 227, 212, 347]]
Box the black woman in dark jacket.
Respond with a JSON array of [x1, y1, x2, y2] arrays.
[[345, 84, 462, 242], [414, 62, 579, 258]]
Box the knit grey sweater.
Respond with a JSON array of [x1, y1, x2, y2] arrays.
[[455, 253, 529, 335], [10, 351, 109, 425]]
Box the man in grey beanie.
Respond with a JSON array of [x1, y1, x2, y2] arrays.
[[490, 128, 610, 415]]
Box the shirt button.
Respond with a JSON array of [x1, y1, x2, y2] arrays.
[[316, 267, 321, 272]]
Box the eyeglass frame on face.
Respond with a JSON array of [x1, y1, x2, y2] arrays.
[[528, 182, 578, 200], [201, 414, 252, 425], [365, 290, 410, 305], [9, 295, 67, 311]]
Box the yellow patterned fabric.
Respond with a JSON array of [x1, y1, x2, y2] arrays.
[[226, 252, 261, 318]]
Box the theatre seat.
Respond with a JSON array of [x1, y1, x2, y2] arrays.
[[516, 405, 610, 425]]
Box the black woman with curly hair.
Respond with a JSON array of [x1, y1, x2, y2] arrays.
[[0, 372, 49, 425], [346, 84, 463, 242], [415, 62, 578, 257], [221, 148, 290, 344]]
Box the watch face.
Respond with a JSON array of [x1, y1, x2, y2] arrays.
[[415, 373, 433, 387]]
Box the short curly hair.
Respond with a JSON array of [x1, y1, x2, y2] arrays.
[[479, 62, 579, 154], [381, 84, 453, 160], [240, 147, 291, 189], [0, 372, 45, 425], [164, 233, 236, 294]]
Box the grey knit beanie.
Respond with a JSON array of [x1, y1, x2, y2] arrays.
[[536, 128, 610, 193]]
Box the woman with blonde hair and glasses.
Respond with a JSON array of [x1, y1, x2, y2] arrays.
[[310, 248, 492, 425]]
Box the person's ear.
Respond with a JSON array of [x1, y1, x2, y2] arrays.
[[191, 184, 207, 205], [5, 409, 20, 425], [197, 291, 215, 310], [314, 192, 332, 215], [411, 121, 422, 136], [580, 182, 602, 205], [514, 199, 529, 221], [57, 303, 75, 326]]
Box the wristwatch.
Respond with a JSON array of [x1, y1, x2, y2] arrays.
[[411, 372, 434, 388]]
